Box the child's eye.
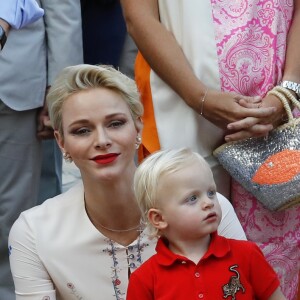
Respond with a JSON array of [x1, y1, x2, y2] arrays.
[[109, 120, 126, 128], [207, 190, 216, 198], [186, 195, 198, 204]]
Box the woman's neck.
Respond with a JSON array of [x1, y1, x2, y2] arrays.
[[82, 174, 142, 245]]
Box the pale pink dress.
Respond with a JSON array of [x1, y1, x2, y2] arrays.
[[211, 1, 299, 299]]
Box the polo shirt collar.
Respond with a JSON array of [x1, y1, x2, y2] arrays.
[[155, 232, 230, 266]]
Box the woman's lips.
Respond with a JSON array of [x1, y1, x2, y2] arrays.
[[92, 153, 119, 164]]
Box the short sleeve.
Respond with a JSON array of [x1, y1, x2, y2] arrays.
[[8, 213, 56, 299], [249, 243, 280, 299], [217, 193, 247, 240]]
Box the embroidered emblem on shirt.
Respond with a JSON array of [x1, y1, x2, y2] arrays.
[[223, 265, 245, 299], [67, 282, 84, 299]]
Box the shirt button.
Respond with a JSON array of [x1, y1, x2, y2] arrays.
[[198, 294, 204, 298], [195, 272, 200, 277]]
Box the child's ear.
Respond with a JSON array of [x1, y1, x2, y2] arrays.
[[148, 208, 168, 230]]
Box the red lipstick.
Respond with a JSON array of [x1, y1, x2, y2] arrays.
[[92, 153, 119, 164]]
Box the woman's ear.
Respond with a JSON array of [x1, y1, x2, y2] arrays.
[[135, 117, 143, 135], [148, 208, 168, 230], [54, 130, 65, 153]]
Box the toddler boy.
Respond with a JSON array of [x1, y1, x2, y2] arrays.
[[127, 148, 285, 300]]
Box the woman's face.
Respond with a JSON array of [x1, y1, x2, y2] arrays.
[[55, 88, 142, 182]]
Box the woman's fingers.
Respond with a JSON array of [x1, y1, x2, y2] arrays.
[[227, 117, 255, 131], [239, 106, 276, 120], [227, 106, 276, 131], [238, 98, 262, 108], [238, 96, 262, 108], [225, 123, 273, 142], [203, 91, 276, 130]]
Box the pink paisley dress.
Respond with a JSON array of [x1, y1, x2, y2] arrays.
[[137, 0, 299, 299], [213, 1, 299, 299]]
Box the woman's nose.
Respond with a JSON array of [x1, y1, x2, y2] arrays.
[[94, 128, 112, 149]]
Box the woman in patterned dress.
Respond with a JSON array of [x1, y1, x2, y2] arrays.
[[121, 0, 300, 298]]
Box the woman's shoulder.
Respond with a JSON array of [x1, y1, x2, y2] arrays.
[[9, 183, 85, 253], [12, 183, 84, 231]]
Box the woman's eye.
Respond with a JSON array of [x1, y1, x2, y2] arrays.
[[73, 128, 90, 135], [186, 195, 198, 204], [207, 190, 216, 198], [109, 120, 126, 128]]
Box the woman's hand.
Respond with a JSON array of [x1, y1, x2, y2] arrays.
[[200, 90, 276, 141], [224, 93, 285, 141]]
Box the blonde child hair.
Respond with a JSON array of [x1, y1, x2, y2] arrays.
[[134, 148, 210, 237]]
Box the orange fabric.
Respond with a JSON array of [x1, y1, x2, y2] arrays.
[[252, 150, 300, 185], [135, 52, 160, 162]]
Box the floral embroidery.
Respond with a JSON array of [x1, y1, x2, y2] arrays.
[[127, 232, 149, 268], [67, 282, 84, 299], [103, 233, 150, 299], [67, 283, 74, 289], [103, 239, 124, 300]]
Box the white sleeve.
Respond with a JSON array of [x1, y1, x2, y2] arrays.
[[217, 192, 247, 240], [8, 214, 56, 299]]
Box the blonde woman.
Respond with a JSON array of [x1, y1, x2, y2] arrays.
[[9, 65, 246, 299]]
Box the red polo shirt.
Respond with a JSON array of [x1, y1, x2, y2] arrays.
[[126, 233, 280, 299]]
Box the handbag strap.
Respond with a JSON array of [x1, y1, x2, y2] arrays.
[[274, 86, 300, 110], [267, 87, 300, 122]]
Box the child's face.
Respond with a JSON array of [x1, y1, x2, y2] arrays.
[[156, 159, 222, 241]]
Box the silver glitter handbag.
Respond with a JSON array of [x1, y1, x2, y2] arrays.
[[213, 88, 300, 211]]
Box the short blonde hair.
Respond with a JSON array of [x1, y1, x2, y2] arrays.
[[134, 148, 210, 237], [47, 64, 143, 136]]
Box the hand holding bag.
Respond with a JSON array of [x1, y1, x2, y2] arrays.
[[213, 87, 300, 211]]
